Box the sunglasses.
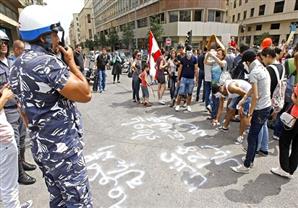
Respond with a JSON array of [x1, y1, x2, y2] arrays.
[[0, 40, 8, 46]]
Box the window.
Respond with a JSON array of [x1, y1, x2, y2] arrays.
[[179, 10, 191, 22], [245, 0, 248, 3], [234, 0, 236, 8], [87, 14, 91, 23], [247, 26, 251, 31], [259, 5, 265, 16], [137, 18, 148, 28], [150, 13, 165, 24], [239, 0, 242, 6], [295, 0, 298, 10], [250, 8, 254, 17], [256, 25, 262, 31], [169, 11, 178, 22], [129, 21, 135, 29], [243, 10, 247, 19], [271, 23, 280, 30], [237, 13, 240, 21], [193, 10, 203, 21], [232, 15, 235, 22], [89, 29, 92, 39], [274, 1, 284, 13], [208, 10, 223, 22]]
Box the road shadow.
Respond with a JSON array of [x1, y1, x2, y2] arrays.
[[224, 173, 289, 204]]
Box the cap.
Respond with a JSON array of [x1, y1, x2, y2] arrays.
[[261, 38, 272, 49]]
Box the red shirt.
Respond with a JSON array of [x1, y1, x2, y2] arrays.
[[291, 85, 298, 118], [140, 71, 148, 87]]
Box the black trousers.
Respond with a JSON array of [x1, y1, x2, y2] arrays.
[[279, 120, 298, 175]]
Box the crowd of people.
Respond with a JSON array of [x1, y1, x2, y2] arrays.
[[128, 36, 298, 178]]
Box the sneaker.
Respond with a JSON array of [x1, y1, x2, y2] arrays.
[[271, 167, 293, 179], [241, 156, 254, 168], [216, 125, 229, 132], [175, 105, 180, 111], [231, 165, 250, 174], [272, 135, 280, 141], [182, 102, 187, 108], [21, 200, 33, 208], [159, 100, 166, 105], [186, 106, 192, 112], [206, 105, 212, 114], [256, 150, 268, 157], [235, 135, 244, 145]]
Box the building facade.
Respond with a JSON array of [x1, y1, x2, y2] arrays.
[[69, 13, 80, 47], [93, 0, 239, 49], [78, 0, 95, 45], [228, 0, 298, 46]]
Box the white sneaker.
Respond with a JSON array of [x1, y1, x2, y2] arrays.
[[272, 135, 280, 141], [175, 105, 180, 111], [271, 167, 293, 179], [231, 165, 250, 174], [235, 135, 244, 145], [183, 102, 187, 108], [206, 104, 212, 114], [186, 106, 192, 112], [241, 156, 254, 168], [159, 100, 165, 105], [21, 200, 33, 208]]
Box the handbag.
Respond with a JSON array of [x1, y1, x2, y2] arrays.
[[280, 105, 296, 130]]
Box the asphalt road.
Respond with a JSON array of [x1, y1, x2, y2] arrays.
[[19, 74, 298, 208]]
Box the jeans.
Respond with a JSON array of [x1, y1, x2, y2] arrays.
[[132, 76, 140, 101], [257, 120, 269, 152], [244, 106, 271, 168], [211, 95, 220, 119], [204, 81, 211, 107], [98, 70, 106, 92], [196, 71, 205, 101], [178, 77, 194, 96], [169, 76, 177, 100], [279, 121, 298, 175]]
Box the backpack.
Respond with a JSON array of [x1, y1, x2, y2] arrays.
[[270, 64, 287, 113]]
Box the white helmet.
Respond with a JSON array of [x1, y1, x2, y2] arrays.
[[0, 30, 9, 41], [19, 5, 64, 42]]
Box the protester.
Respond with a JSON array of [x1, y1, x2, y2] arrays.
[[131, 50, 142, 103], [8, 40, 25, 63], [271, 84, 298, 179], [74, 44, 85, 73], [0, 32, 36, 185], [10, 5, 93, 207], [175, 45, 198, 112], [112, 51, 122, 84], [230, 43, 250, 80], [95, 48, 109, 93], [167, 49, 179, 107], [196, 47, 206, 102], [139, 63, 152, 107], [156, 48, 167, 105], [232, 49, 271, 174]]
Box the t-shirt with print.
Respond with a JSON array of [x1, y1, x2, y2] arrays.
[[9, 44, 84, 166], [248, 59, 271, 110], [181, 56, 197, 79]]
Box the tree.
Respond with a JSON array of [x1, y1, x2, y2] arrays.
[[84, 39, 95, 51], [254, 32, 270, 46], [122, 24, 134, 50], [148, 16, 164, 44], [107, 27, 119, 51], [99, 32, 107, 48], [94, 34, 100, 49]]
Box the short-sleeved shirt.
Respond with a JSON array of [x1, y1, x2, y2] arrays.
[[181, 56, 197, 79], [9, 44, 84, 165], [285, 58, 298, 84], [267, 63, 284, 97], [140, 70, 147, 87], [248, 59, 271, 110]]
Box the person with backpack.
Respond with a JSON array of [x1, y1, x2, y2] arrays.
[[256, 47, 286, 156], [230, 44, 250, 80]]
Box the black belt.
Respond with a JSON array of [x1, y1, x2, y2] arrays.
[[4, 105, 18, 109]]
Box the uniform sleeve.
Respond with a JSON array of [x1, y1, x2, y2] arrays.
[[46, 57, 70, 91]]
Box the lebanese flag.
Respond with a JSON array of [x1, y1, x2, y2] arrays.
[[148, 31, 161, 78]]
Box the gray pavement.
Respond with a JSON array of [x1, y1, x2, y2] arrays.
[[19, 74, 298, 208]]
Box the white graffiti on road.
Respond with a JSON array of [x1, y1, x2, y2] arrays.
[[160, 145, 241, 192], [85, 145, 145, 208], [121, 115, 207, 141]]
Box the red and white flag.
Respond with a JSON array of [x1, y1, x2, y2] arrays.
[[148, 31, 161, 78]]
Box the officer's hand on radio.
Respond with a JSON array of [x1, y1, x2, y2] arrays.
[[58, 45, 75, 66]]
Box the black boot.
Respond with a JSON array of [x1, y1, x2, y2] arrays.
[[18, 155, 36, 185], [20, 148, 36, 171]]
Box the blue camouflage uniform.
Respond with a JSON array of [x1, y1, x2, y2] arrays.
[[9, 44, 93, 207]]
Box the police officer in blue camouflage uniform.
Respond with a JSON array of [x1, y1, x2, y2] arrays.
[[9, 5, 93, 207]]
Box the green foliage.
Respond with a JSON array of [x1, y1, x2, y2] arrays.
[[254, 32, 270, 46], [107, 27, 119, 51], [122, 24, 134, 49], [148, 16, 164, 43], [99, 32, 107, 48], [84, 39, 95, 50]]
